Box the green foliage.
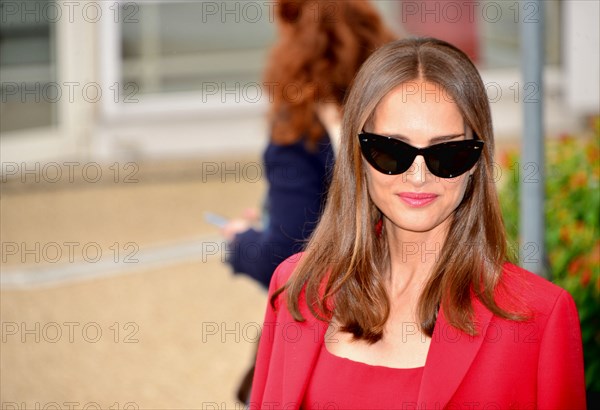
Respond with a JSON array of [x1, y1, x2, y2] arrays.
[[498, 120, 600, 391]]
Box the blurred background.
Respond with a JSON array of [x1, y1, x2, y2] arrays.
[[1, 0, 598, 408]]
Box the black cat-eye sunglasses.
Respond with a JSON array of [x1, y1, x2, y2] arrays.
[[358, 132, 484, 178]]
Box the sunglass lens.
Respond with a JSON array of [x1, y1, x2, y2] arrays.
[[363, 137, 414, 175], [426, 142, 482, 178]]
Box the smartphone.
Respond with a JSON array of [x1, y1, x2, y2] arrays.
[[204, 212, 229, 228]]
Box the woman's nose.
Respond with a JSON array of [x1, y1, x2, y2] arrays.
[[402, 155, 429, 185]]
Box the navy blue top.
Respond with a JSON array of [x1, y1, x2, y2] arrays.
[[227, 134, 334, 288]]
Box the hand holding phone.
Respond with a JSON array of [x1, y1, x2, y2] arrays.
[[204, 212, 229, 228]]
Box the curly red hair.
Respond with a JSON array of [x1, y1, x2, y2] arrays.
[[265, 0, 396, 146]]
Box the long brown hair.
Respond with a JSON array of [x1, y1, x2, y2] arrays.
[[277, 38, 528, 342], [265, 0, 395, 146]]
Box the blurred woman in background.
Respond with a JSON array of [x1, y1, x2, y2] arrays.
[[223, 0, 395, 287], [220, 0, 395, 402]]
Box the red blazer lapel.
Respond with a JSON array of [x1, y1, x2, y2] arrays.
[[417, 298, 493, 408], [278, 301, 329, 407]]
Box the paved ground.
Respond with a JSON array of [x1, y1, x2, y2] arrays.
[[1, 157, 268, 409]]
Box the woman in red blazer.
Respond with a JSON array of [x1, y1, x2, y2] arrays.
[[249, 38, 586, 409]]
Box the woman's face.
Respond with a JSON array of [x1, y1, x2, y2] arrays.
[[365, 80, 474, 238]]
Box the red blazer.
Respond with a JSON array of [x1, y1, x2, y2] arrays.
[[249, 254, 586, 410]]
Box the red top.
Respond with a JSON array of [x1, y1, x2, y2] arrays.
[[302, 344, 424, 409]]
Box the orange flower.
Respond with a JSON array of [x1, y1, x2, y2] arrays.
[[568, 256, 584, 277], [498, 149, 517, 169], [580, 267, 592, 287], [586, 143, 599, 164], [559, 226, 571, 244], [569, 171, 588, 188]]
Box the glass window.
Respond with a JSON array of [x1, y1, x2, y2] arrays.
[[479, 0, 561, 68], [120, 1, 276, 95], [1, 0, 57, 133]]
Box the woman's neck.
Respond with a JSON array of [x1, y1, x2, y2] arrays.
[[383, 221, 448, 299]]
